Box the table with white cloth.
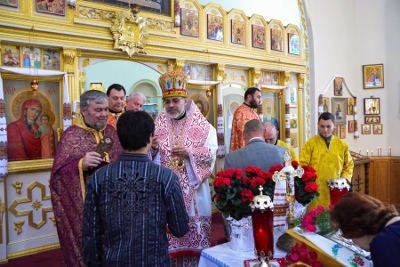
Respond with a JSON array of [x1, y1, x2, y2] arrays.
[[198, 229, 287, 267]]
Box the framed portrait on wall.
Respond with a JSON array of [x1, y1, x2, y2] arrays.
[[22, 47, 41, 68], [204, 65, 213, 81], [364, 97, 380, 115], [224, 93, 242, 154], [331, 97, 346, 125], [290, 132, 298, 148], [190, 64, 204, 80], [363, 64, 384, 89], [142, 104, 157, 120], [261, 92, 281, 136], [180, 8, 199, 38], [270, 28, 283, 52], [43, 49, 61, 70], [207, 14, 223, 42], [347, 98, 355, 115], [231, 19, 246, 45], [1, 44, 20, 67], [0, 0, 18, 8], [334, 77, 343, 96], [348, 120, 355, 133], [3, 79, 61, 164], [290, 114, 297, 128], [365, 116, 380, 124], [189, 93, 210, 118], [322, 97, 330, 113], [289, 87, 297, 107], [361, 124, 371, 134], [36, 0, 66, 16], [252, 25, 265, 49], [262, 72, 271, 85], [85, 0, 171, 16], [288, 33, 299, 55], [339, 125, 346, 139], [373, 124, 383, 134]]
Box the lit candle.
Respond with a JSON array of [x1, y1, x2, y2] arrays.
[[366, 150, 369, 156], [377, 147, 379, 156], [371, 150, 373, 157], [390, 147, 392, 156]]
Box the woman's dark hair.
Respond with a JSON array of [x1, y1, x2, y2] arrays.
[[117, 111, 154, 151], [330, 192, 398, 239]]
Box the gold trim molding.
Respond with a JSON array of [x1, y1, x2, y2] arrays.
[[7, 243, 60, 260], [110, 5, 149, 57]]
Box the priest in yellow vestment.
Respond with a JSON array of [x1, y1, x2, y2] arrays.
[[299, 112, 354, 210], [229, 87, 262, 152]]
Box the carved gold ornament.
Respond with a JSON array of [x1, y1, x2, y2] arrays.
[[110, 5, 148, 57], [12, 181, 23, 194], [14, 220, 25, 235]]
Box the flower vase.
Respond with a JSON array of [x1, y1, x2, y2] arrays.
[[223, 216, 254, 252]]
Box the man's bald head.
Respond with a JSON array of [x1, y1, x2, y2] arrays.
[[264, 122, 279, 144]]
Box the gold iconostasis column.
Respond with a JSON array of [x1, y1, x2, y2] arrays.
[[62, 48, 79, 126], [297, 73, 305, 150]]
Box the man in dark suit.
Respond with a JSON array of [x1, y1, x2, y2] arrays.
[[224, 119, 287, 171]]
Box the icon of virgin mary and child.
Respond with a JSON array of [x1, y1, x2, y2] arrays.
[[7, 99, 55, 161]]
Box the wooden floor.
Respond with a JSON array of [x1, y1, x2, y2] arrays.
[[1, 213, 227, 266]]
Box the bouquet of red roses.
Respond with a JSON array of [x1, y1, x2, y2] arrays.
[[212, 166, 275, 221]]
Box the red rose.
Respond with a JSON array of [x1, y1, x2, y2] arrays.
[[305, 224, 317, 232], [244, 166, 261, 175], [305, 182, 318, 193], [292, 160, 299, 168], [241, 188, 254, 203], [242, 177, 251, 185], [260, 171, 273, 181], [214, 177, 231, 188], [302, 165, 316, 173], [269, 164, 284, 173], [233, 168, 243, 179], [250, 177, 266, 188]]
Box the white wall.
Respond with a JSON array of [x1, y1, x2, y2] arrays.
[[305, 0, 400, 156]]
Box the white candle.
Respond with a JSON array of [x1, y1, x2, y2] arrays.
[[377, 147, 379, 156], [359, 149, 361, 154], [371, 150, 373, 157], [366, 150, 369, 156], [390, 147, 392, 156]]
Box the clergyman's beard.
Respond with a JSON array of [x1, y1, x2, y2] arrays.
[[167, 107, 184, 119], [249, 98, 259, 109]]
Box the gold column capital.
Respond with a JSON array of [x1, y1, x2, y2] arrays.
[[281, 71, 291, 86], [215, 64, 225, 82], [174, 59, 185, 72], [297, 73, 305, 89], [62, 48, 77, 74], [249, 68, 261, 88]]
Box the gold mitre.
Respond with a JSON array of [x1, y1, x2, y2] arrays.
[[158, 71, 188, 99]]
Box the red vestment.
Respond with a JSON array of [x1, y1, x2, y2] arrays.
[[50, 124, 123, 267], [229, 104, 260, 152]]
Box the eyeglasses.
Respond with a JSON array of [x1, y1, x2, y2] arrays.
[[164, 97, 183, 105]]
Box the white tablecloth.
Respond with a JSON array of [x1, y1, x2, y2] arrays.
[[198, 229, 287, 267]]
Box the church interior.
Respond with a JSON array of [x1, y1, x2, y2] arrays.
[[0, 0, 399, 266]]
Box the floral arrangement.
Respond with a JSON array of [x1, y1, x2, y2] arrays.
[[277, 241, 323, 267], [212, 166, 275, 221], [291, 161, 319, 206], [293, 205, 332, 236]]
